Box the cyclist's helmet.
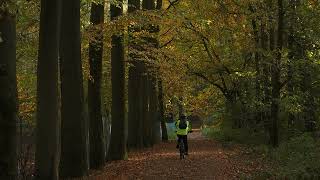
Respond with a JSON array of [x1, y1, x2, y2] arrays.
[[180, 114, 187, 120]]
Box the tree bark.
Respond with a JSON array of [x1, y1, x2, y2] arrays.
[[88, 2, 106, 169], [35, 0, 61, 178], [156, 0, 162, 10], [128, 0, 142, 149], [108, 0, 127, 160], [150, 77, 161, 144], [287, 0, 298, 127], [128, 0, 140, 12], [261, 7, 272, 139], [158, 80, 168, 141], [0, 3, 17, 179], [59, 0, 89, 177], [141, 0, 157, 147], [270, 0, 283, 147], [143, 75, 152, 147], [156, 0, 166, 141], [251, 15, 262, 125]]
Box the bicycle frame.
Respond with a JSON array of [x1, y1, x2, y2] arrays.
[[179, 138, 185, 159]]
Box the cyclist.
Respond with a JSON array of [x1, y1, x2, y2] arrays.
[[175, 115, 192, 155]]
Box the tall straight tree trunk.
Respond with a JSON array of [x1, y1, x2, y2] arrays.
[[178, 96, 184, 117], [60, 0, 89, 177], [0, 3, 17, 179], [108, 0, 127, 160], [270, 0, 284, 147], [128, 62, 139, 148], [141, 0, 157, 147], [155, 0, 168, 141], [251, 15, 262, 125], [138, 67, 147, 147], [260, 17, 271, 137], [128, 0, 142, 149], [287, 0, 297, 127], [158, 80, 168, 141], [35, 0, 61, 178], [88, 2, 106, 169], [260, 0, 273, 141], [150, 79, 161, 144], [156, 0, 162, 10], [142, 74, 152, 147]]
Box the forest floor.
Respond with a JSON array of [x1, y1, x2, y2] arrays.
[[88, 129, 267, 180]]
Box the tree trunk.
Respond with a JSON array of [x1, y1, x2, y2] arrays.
[[158, 80, 168, 141], [287, 0, 298, 128], [137, 64, 147, 147], [143, 0, 155, 10], [143, 75, 152, 147], [128, 0, 141, 149], [141, 0, 157, 147], [270, 0, 283, 147], [127, 62, 139, 148], [261, 11, 271, 138], [0, 3, 17, 179], [156, 0, 162, 10], [88, 2, 106, 169], [156, 0, 167, 141], [108, 0, 127, 160], [252, 16, 262, 125], [128, 0, 140, 12], [302, 64, 316, 132], [35, 0, 61, 178], [178, 96, 184, 118], [150, 77, 161, 144], [59, 0, 89, 177]]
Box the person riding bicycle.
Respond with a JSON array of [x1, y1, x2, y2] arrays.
[[175, 115, 192, 155]]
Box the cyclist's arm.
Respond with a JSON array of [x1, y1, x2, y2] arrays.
[[175, 120, 179, 133]]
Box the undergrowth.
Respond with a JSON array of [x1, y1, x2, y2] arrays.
[[202, 126, 320, 178]]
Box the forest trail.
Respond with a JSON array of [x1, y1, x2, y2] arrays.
[[88, 129, 266, 180]]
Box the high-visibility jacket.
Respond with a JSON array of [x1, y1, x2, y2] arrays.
[[175, 120, 192, 135]]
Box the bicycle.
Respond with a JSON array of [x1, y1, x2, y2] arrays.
[[179, 137, 186, 160], [177, 130, 192, 160]]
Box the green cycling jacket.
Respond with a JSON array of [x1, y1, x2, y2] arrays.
[[175, 120, 192, 135]]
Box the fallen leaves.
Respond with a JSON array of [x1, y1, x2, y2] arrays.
[[87, 131, 267, 180]]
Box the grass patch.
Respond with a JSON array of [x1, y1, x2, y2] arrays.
[[201, 126, 267, 145]]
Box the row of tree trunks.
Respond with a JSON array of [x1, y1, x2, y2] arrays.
[[128, 0, 166, 149], [3, 0, 165, 177], [0, 1, 18, 179], [250, 0, 314, 146]]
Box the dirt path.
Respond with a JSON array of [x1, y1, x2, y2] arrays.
[[89, 130, 265, 180]]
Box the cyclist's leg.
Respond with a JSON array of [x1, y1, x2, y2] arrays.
[[183, 135, 188, 155], [176, 135, 181, 149]]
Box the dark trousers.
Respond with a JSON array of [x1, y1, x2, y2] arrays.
[[177, 135, 188, 153]]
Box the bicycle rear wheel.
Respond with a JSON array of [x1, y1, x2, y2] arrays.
[[179, 139, 185, 159]]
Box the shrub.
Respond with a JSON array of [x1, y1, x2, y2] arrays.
[[268, 133, 320, 177]]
